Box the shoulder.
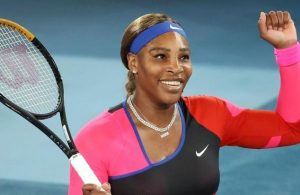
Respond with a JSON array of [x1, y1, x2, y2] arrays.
[[180, 95, 239, 120], [181, 95, 245, 119], [181, 95, 226, 110], [75, 103, 126, 150]]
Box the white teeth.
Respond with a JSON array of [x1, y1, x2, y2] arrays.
[[161, 81, 181, 86]]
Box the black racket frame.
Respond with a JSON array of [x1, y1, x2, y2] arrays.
[[0, 36, 77, 158]]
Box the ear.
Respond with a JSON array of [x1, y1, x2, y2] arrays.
[[127, 52, 138, 73]]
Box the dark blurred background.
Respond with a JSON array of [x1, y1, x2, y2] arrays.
[[0, 0, 300, 194]]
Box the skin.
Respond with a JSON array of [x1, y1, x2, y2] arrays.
[[129, 31, 192, 108], [127, 31, 192, 163], [82, 183, 111, 195], [82, 10, 298, 195], [260, 11, 297, 48]]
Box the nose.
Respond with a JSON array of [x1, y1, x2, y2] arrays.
[[167, 59, 183, 74]]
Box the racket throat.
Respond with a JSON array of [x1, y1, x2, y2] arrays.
[[62, 124, 77, 154], [63, 124, 71, 142]]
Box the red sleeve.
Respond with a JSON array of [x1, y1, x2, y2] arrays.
[[183, 42, 300, 149], [221, 100, 300, 148], [183, 95, 300, 148]]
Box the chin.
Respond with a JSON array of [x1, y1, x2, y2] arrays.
[[162, 92, 182, 105]]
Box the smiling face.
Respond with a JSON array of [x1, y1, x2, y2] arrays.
[[128, 32, 192, 106]]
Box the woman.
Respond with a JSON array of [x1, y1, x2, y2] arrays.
[[69, 11, 300, 195]]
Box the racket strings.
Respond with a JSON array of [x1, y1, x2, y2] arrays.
[[0, 25, 59, 115]]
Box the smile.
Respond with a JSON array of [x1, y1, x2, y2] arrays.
[[161, 80, 181, 86], [160, 80, 183, 90]]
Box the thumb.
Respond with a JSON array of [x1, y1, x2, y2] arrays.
[[101, 182, 111, 192], [258, 12, 268, 37]]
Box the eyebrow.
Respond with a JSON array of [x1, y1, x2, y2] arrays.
[[179, 48, 190, 52], [148, 47, 171, 52], [148, 47, 190, 53]]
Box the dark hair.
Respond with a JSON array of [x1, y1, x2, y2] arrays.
[[120, 13, 178, 97]]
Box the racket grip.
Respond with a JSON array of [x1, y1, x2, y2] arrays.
[[70, 153, 104, 191]]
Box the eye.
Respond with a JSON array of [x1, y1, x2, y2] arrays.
[[180, 55, 190, 62], [154, 54, 166, 60]]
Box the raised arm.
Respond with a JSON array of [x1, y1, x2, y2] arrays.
[[220, 11, 300, 148], [259, 11, 300, 123]]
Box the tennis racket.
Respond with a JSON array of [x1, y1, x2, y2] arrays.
[[0, 18, 103, 189]]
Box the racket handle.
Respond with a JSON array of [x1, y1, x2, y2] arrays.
[[70, 153, 105, 191]]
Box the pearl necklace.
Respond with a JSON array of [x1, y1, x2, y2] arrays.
[[127, 95, 177, 138]]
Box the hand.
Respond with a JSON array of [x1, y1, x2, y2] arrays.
[[82, 183, 112, 195], [258, 11, 298, 49]]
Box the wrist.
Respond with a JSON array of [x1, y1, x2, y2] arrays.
[[274, 39, 298, 49], [274, 42, 300, 66]]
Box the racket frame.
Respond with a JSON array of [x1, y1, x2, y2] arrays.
[[0, 18, 103, 188], [0, 36, 77, 157]]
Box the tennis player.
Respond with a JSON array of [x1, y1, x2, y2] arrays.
[[69, 11, 300, 195]]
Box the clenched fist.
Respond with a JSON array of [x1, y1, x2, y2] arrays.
[[258, 11, 298, 49]]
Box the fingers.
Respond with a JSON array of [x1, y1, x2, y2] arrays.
[[283, 11, 291, 29], [101, 183, 111, 192], [82, 183, 111, 195], [266, 10, 291, 31], [258, 12, 267, 35], [82, 184, 98, 194], [266, 12, 272, 30], [258, 10, 297, 48], [269, 11, 279, 30], [277, 11, 284, 31], [82, 184, 108, 195]]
